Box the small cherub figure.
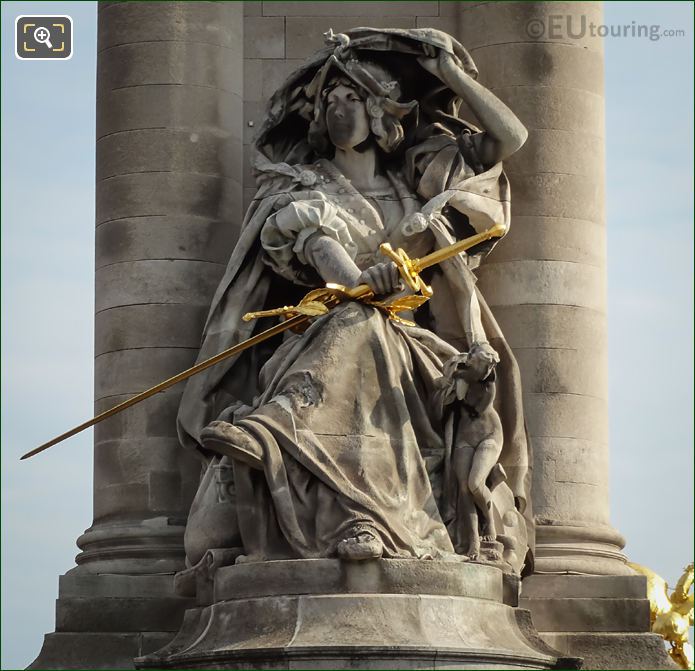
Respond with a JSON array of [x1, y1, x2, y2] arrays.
[[439, 342, 504, 560]]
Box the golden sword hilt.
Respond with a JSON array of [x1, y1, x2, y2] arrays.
[[241, 224, 509, 324], [378, 243, 433, 298]]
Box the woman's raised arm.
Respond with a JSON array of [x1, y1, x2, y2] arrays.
[[419, 51, 528, 167]]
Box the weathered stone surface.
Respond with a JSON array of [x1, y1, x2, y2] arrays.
[[94, 389, 183, 440], [98, 2, 241, 49], [243, 100, 266, 144], [285, 16, 416, 58], [96, 173, 242, 225], [244, 17, 285, 58], [95, 259, 224, 313], [75, 518, 189, 575], [489, 304, 606, 351], [458, 2, 603, 53], [214, 558, 503, 601], [437, 1, 463, 17], [520, 597, 650, 633], [505, 172, 605, 222], [137, 561, 571, 670], [522, 574, 648, 600], [95, 303, 209, 353], [262, 2, 438, 17], [57, 597, 190, 633], [486, 216, 605, 266], [244, 58, 263, 102], [513, 347, 608, 398], [95, 347, 199, 399], [540, 632, 678, 670], [505, 129, 604, 179], [415, 16, 457, 33], [95, 215, 237, 269], [30, 571, 192, 669], [60, 573, 182, 599], [470, 42, 605, 96], [532, 524, 633, 577], [97, 87, 243, 140], [244, 1, 262, 17], [97, 41, 242, 95], [29, 632, 151, 670], [94, 438, 183, 490], [261, 58, 305, 100], [476, 259, 606, 311], [97, 130, 241, 184], [523, 392, 609, 444], [92, 464, 198, 521], [531, 436, 610, 525], [486, 85, 605, 136]]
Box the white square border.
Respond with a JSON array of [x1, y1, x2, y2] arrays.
[[15, 14, 74, 61]]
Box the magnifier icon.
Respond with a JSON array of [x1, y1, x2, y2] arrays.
[[33, 26, 53, 49]]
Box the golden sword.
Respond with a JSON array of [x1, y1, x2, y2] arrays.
[[21, 222, 506, 460]]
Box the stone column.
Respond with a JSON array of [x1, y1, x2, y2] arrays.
[[457, 1, 630, 576], [80, 0, 243, 574], [30, 3, 244, 668]]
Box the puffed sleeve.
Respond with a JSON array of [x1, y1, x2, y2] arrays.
[[260, 193, 358, 285]]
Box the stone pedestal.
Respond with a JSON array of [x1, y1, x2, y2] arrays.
[[28, 574, 193, 670], [521, 575, 676, 670], [136, 560, 578, 670]]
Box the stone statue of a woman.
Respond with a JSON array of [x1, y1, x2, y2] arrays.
[[177, 28, 533, 574]]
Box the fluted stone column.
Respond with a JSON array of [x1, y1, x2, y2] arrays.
[[457, 1, 630, 576], [30, 3, 244, 668]]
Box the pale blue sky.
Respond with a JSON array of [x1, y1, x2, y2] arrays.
[[1, 2, 693, 669]]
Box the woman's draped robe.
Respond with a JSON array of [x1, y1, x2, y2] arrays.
[[177, 135, 532, 563]]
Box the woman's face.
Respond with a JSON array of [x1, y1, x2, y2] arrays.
[[325, 84, 370, 150]]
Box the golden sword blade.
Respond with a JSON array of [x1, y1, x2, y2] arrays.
[[21, 223, 506, 460]]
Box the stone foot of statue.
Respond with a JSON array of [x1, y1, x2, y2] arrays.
[[480, 536, 504, 561], [466, 544, 481, 561], [336, 526, 384, 561], [200, 420, 264, 470]]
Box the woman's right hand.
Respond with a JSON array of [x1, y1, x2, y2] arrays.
[[357, 262, 404, 296]]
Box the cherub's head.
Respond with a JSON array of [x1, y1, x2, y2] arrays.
[[444, 342, 500, 385]]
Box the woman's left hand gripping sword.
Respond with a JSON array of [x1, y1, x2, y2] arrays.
[[21, 223, 506, 460]]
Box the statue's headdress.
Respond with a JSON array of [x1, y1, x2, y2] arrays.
[[304, 31, 418, 155]]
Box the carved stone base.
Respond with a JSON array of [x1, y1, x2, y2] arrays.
[[521, 574, 677, 670], [136, 559, 579, 670], [28, 572, 193, 670]]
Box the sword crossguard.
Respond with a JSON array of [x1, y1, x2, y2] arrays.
[[379, 243, 433, 298]]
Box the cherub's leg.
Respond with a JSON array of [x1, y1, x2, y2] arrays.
[[452, 445, 480, 559], [468, 439, 502, 541]]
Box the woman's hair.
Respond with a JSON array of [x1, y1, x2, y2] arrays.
[[308, 59, 416, 157]]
